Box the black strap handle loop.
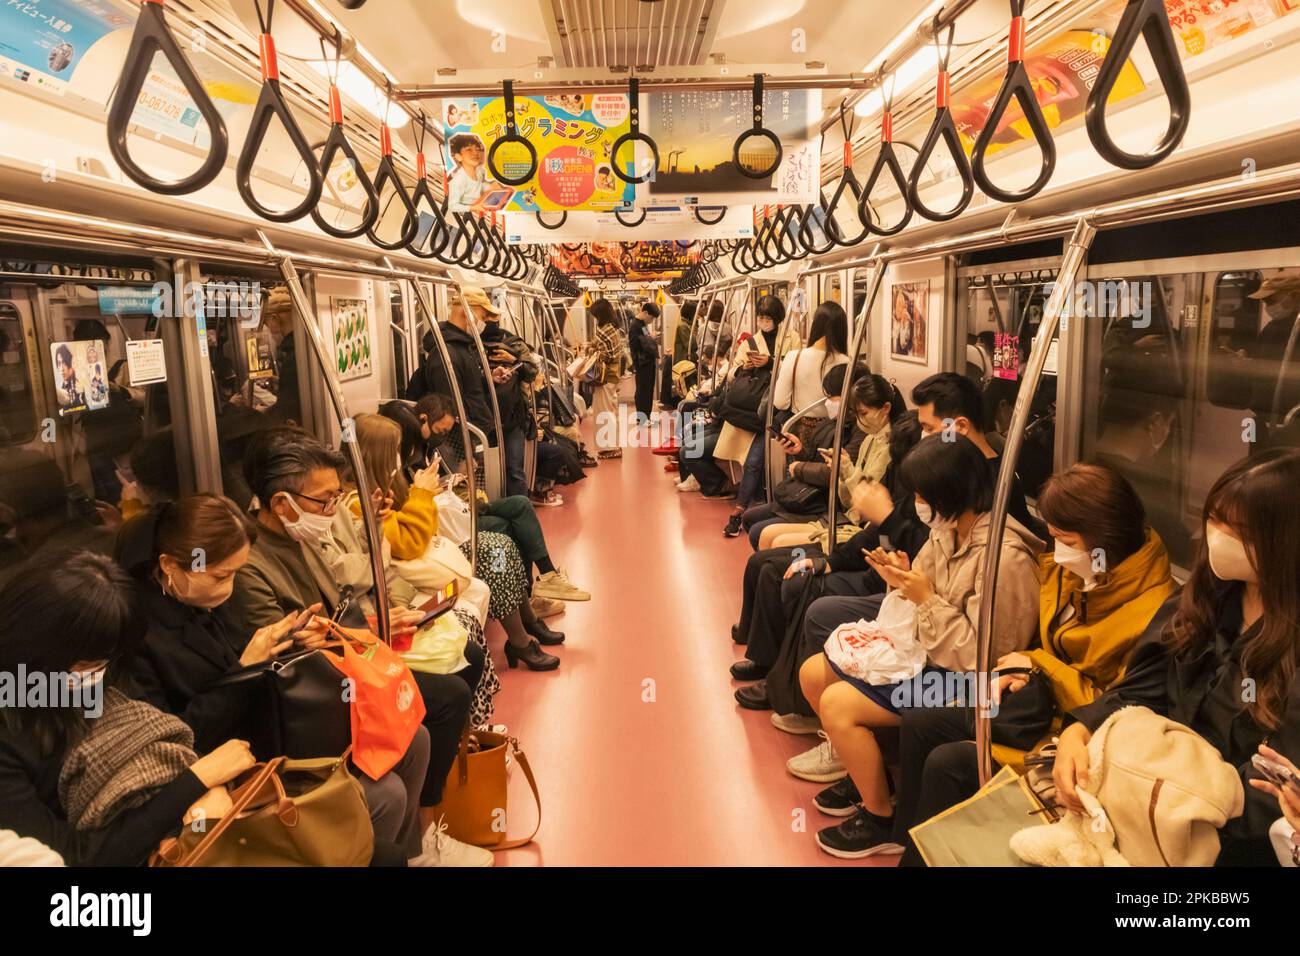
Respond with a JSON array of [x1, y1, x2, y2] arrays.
[[611, 77, 660, 185], [970, 0, 1057, 204], [236, 1, 323, 221], [858, 78, 913, 237], [365, 101, 420, 250], [733, 74, 783, 180], [107, 0, 229, 195], [536, 210, 568, 230], [615, 206, 647, 228], [1086, 0, 1190, 170], [407, 116, 451, 258], [487, 80, 539, 186], [777, 206, 807, 261], [694, 206, 727, 226], [310, 41, 380, 239], [731, 238, 752, 274], [907, 23, 975, 222], [823, 102, 871, 247], [797, 195, 837, 255]]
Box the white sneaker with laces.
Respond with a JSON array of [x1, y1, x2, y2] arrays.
[[786, 731, 847, 783], [677, 475, 700, 493], [770, 712, 823, 736], [409, 816, 494, 867], [533, 568, 590, 601]]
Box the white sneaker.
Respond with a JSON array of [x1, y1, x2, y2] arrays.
[[409, 816, 494, 867], [677, 475, 700, 493], [786, 731, 847, 783], [534, 568, 590, 601], [771, 712, 823, 736]]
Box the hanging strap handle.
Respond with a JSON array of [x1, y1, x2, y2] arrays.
[[310, 38, 380, 239], [366, 85, 420, 250], [732, 74, 783, 179], [615, 205, 647, 228], [611, 77, 660, 185], [107, 0, 229, 195], [487, 80, 539, 186], [235, 0, 324, 222], [407, 112, 451, 258], [907, 22, 975, 222], [858, 74, 913, 236], [970, 0, 1056, 204], [693, 205, 727, 226], [823, 102, 870, 248], [1085, 0, 1190, 170]]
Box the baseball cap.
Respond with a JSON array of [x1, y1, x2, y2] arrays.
[[1246, 272, 1300, 299], [460, 286, 502, 315]]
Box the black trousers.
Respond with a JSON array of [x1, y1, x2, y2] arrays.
[[634, 361, 657, 418], [411, 639, 485, 806], [894, 704, 993, 867]]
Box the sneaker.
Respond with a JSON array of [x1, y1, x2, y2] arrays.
[[410, 816, 494, 867], [723, 513, 743, 537], [701, 489, 734, 500], [676, 475, 700, 493], [814, 807, 904, 860], [533, 568, 591, 602], [530, 595, 565, 619], [770, 712, 822, 736], [814, 776, 862, 817], [786, 731, 847, 783], [530, 490, 564, 507]]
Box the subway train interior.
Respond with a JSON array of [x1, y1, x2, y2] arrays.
[[0, 0, 1298, 890]]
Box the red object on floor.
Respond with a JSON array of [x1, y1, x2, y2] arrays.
[[663, 461, 678, 473], [484, 408, 895, 866], [651, 441, 679, 456]]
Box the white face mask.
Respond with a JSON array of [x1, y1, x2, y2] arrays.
[[1054, 541, 1097, 585], [824, 398, 841, 419], [277, 492, 337, 546], [65, 665, 107, 693], [758, 318, 776, 333], [915, 500, 958, 532], [1206, 524, 1257, 583]]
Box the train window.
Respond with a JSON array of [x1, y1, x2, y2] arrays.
[[820, 273, 841, 305], [391, 283, 410, 400], [0, 276, 184, 587], [959, 271, 1059, 498]]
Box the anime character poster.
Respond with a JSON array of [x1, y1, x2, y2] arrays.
[[890, 282, 929, 364], [50, 339, 109, 415], [550, 241, 699, 280], [442, 92, 635, 213]]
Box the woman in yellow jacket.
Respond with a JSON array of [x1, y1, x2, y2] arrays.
[[347, 414, 562, 672], [811, 462, 1177, 861]]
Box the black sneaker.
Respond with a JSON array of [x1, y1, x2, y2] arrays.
[[723, 513, 743, 537], [814, 777, 862, 818], [814, 807, 905, 860]]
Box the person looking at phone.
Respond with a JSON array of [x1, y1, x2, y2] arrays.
[[476, 287, 541, 498], [1052, 448, 1300, 866], [1252, 744, 1300, 866], [0, 551, 271, 866]]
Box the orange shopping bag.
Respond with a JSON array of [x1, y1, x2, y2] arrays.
[[321, 624, 426, 781]]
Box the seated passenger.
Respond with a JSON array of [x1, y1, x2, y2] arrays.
[[739, 363, 865, 550], [863, 464, 1176, 862], [0, 552, 258, 866], [1053, 448, 1300, 866], [792, 434, 1043, 857], [910, 372, 1041, 540], [349, 412, 560, 673]]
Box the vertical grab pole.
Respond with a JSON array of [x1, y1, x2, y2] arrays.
[[454, 286, 508, 490], [260, 232, 390, 643], [391, 262, 480, 575], [764, 273, 809, 501], [974, 217, 1096, 785], [827, 256, 887, 542], [500, 292, 539, 491]]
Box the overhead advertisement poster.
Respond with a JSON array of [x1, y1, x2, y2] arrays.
[[0, 0, 126, 95], [551, 242, 700, 280], [642, 89, 822, 204], [504, 205, 754, 243], [441, 93, 635, 213]]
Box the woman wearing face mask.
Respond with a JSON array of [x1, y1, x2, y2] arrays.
[[1054, 448, 1300, 866], [855, 463, 1175, 863], [0, 551, 261, 866], [795, 433, 1043, 858], [739, 364, 865, 550]]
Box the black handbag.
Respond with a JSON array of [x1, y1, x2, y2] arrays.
[[965, 668, 1058, 752], [773, 476, 826, 514], [213, 647, 352, 762]]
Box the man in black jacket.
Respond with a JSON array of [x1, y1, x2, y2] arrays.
[[629, 302, 660, 420], [478, 292, 541, 498]]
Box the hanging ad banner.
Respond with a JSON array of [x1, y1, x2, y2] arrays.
[[0, 0, 127, 96], [441, 93, 635, 213], [642, 89, 822, 204], [504, 205, 754, 243], [50, 338, 108, 416], [550, 242, 700, 280]]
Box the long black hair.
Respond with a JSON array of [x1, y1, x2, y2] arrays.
[[898, 433, 994, 521], [807, 301, 848, 356], [379, 400, 429, 477], [0, 551, 145, 756], [851, 373, 907, 424]]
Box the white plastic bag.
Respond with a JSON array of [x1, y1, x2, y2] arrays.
[[824, 590, 923, 685], [434, 488, 473, 546]]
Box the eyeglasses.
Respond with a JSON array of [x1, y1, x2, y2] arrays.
[[292, 490, 344, 514]]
